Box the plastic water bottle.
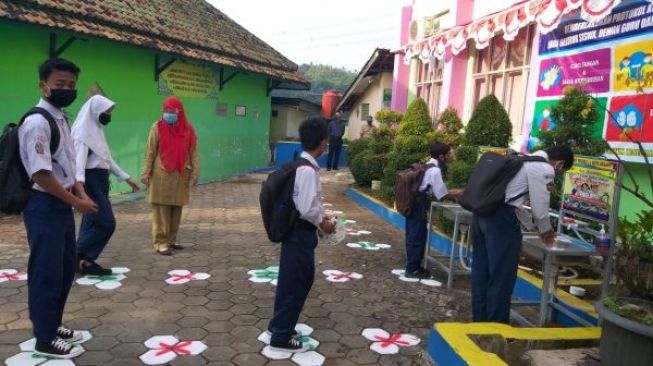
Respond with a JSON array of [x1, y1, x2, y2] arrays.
[[594, 224, 611, 254]]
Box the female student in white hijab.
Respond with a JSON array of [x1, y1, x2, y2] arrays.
[[71, 95, 140, 276]]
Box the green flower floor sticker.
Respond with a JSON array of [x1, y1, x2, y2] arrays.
[[346, 241, 391, 250], [76, 267, 130, 290], [247, 266, 279, 286]]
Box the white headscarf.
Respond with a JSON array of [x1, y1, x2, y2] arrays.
[[71, 95, 115, 163]]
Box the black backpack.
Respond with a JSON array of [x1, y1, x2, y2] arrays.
[[259, 158, 314, 242], [0, 107, 60, 214], [458, 152, 546, 216]]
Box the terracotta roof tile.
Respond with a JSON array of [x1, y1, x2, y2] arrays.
[[0, 0, 308, 86]]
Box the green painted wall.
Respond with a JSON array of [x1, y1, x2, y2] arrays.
[[618, 162, 652, 220], [0, 21, 270, 194]]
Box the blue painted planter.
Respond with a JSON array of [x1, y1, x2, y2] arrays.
[[274, 141, 347, 169]]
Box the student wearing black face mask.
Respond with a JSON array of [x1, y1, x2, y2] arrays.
[[71, 95, 140, 276], [18, 58, 99, 359]]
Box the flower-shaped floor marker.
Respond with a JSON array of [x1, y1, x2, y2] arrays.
[[139, 335, 207, 365], [325, 209, 344, 216], [323, 270, 363, 282], [362, 328, 420, 355], [346, 241, 391, 250], [0, 269, 27, 283], [6, 331, 92, 366], [247, 266, 279, 286], [347, 229, 372, 236], [165, 270, 210, 285], [76, 267, 130, 290], [391, 269, 442, 287], [257, 324, 325, 366]]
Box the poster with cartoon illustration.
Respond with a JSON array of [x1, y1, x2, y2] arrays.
[[537, 49, 611, 97], [606, 95, 653, 143], [528, 99, 607, 151], [613, 39, 653, 91], [562, 157, 619, 222]]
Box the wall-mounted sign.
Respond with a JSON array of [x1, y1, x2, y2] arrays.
[[527, 1, 653, 162], [216, 102, 228, 117], [159, 61, 219, 99], [235, 105, 247, 117]]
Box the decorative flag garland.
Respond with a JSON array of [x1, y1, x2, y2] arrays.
[[402, 0, 624, 63]]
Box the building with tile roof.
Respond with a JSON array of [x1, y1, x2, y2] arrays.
[[0, 0, 309, 190]]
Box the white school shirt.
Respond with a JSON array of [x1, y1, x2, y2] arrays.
[[418, 158, 448, 200], [293, 152, 325, 228], [505, 151, 555, 233], [18, 98, 77, 191], [74, 143, 130, 183]]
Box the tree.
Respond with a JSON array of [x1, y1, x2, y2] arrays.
[[538, 86, 605, 156], [380, 98, 433, 201], [463, 95, 513, 147]]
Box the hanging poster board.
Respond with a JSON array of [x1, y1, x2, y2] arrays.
[[527, 0, 653, 163], [561, 156, 620, 223]]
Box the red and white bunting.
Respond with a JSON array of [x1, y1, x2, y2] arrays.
[[404, 0, 625, 59], [581, 0, 622, 23], [450, 26, 469, 56], [418, 41, 432, 63]]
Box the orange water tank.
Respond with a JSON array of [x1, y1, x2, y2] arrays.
[[321, 90, 342, 118]]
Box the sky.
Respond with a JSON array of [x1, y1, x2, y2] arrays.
[[207, 0, 405, 72]]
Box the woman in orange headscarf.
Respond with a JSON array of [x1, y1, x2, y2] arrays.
[[141, 97, 199, 255]]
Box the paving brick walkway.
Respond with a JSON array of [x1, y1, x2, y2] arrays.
[[0, 171, 472, 365]]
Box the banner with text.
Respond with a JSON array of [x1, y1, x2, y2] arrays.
[[528, 0, 653, 163], [159, 61, 219, 99]]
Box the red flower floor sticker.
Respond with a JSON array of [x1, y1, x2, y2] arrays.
[[165, 270, 211, 285], [323, 270, 363, 282], [139, 336, 206, 365], [0, 269, 27, 283], [361, 328, 420, 355]]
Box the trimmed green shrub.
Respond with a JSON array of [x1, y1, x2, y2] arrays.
[[375, 109, 403, 127], [427, 107, 464, 148], [349, 127, 395, 186], [346, 138, 371, 163], [398, 99, 433, 136], [454, 145, 479, 165], [446, 146, 478, 189], [381, 98, 433, 201], [463, 94, 512, 147]]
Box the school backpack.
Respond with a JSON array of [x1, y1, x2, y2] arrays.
[[0, 107, 60, 214], [458, 152, 546, 216], [394, 163, 436, 216], [259, 158, 315, 243]]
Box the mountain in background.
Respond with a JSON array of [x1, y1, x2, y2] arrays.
[[298, 63, 357, 94]]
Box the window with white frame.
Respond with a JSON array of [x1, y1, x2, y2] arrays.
[[415, 57, 444, 126], [360, 103, 370, 121], [471, 24, 534, 136]]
